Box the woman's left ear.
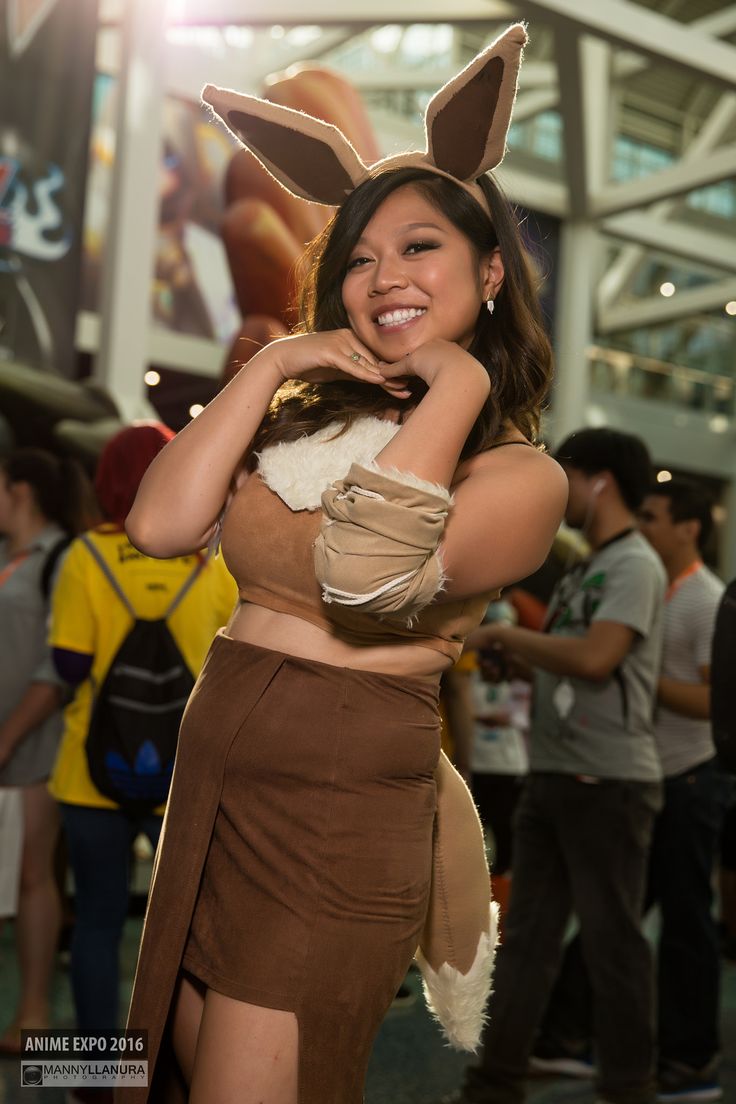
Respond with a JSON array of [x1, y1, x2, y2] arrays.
[[482, 248, 504, 302]]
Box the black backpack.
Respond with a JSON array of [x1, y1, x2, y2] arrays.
[[80, 535, 205, 812], [711, 577, 736, 773]]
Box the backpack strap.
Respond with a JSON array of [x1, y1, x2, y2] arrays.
[[80, 534, 137, 618], [164, 553, 208, 619], [40, 535, 72, 601], [80, 535, 208, 622]]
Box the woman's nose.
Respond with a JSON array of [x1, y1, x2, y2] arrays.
[[369, 256, 408, 294]]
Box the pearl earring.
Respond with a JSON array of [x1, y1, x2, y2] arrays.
[[486, 297, 495, 315]]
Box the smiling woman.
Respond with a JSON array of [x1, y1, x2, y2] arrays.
[[119, 22, 568, 1104]]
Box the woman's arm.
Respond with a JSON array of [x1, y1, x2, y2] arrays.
[[369, 340, 569, 599], [126, 355, 283, 558], [373, 340, 490, 485], [0, 683, 63, 770], [127, 330, 389, 558], [438, 448, 568, 600]]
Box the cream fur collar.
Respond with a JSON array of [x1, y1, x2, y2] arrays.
[[256, 416, 400, 511]]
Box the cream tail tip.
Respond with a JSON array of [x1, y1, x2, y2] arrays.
[[415, 901, 500, 1053]]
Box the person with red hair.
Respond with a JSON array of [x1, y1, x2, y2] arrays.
[[93, 423, 177, 528], [47, 424, 237, 1084]]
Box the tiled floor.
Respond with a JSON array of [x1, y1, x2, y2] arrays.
[[2, 910, 736, 1103]]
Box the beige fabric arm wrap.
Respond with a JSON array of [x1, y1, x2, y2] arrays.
[[313, 462, 452, 620]]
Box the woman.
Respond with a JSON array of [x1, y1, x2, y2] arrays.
[[0, 448, 90, 1053], [47, 425, 238, 1064], [122, 24, 567, 1104]]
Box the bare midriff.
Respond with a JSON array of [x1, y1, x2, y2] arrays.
[[226, 601, 451, 680]]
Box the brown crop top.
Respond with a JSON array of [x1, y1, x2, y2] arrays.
[[220, 473, 498, 662]]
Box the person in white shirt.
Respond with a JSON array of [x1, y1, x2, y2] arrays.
[[636, 478, 731, 1102]]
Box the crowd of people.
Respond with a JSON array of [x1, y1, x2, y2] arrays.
[[448, 429, 733, 1104], [0, 20, 734, 1104]]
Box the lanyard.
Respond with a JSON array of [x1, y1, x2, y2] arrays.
[[0, 550, 31, 589], [665, 560, 702, 603]]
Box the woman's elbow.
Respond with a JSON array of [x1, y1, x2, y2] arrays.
[[125, 510, 212, 559], [125, 510, 171, 558]]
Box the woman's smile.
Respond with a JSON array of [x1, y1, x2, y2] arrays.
[[373, 305, 428, 334]]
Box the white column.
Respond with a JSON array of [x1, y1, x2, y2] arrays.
[[548, 220, 597, 445], [95, 0, 166, 421]]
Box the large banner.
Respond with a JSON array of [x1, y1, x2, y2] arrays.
[[0, 0, 99, 378]]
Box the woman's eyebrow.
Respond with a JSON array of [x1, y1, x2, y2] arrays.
[[353, 221, 447, 247], [400, 221, 446, 232]]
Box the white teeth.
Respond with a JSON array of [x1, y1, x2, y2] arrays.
[[376, 307, 426, 326]]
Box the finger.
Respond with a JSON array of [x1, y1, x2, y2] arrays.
[[380, 383, 411, 398], [376, 359, 413, 380], [338, 352, 386, 383], [346, 349, 381, 372], [342, 332, 378, 367]]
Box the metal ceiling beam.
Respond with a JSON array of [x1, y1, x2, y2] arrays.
[[556, 32, 610, 218], [598, 94, 736, 308], [164, 29, 353, 98], [695, 5, 736, 38], [598, 279, 736, 333], [495, 166, 569, 218], [493, 8, 736, 126], [593, 145, 736, 218], [555, 30, 586, 216], [348, 59, 558, 93], [162, 0, 515, 26], [512, 87, 559, 123], [601, 212, 736, 276], [518, 0, 736, 90]]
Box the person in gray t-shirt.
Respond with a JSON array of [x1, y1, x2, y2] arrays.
[[532, 528, 663, 783], [456, 428, 664, 1104]]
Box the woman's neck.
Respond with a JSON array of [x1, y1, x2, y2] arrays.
[[7, 513, 51, 557]]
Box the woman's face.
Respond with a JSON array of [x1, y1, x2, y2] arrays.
[[341, 184, 500, 363]]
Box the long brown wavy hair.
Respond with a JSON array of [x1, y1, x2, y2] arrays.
[[253, 167, 553, 459]]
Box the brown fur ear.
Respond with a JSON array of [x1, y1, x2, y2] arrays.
[[425, 23, 528, 182], [202, 85, 367, 206]]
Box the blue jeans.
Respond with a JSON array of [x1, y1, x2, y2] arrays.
[[537, 757, 733, 1071], [60, 803, 162, 1031]]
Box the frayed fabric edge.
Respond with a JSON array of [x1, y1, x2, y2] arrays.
[[414, 902, 500, 1053], [362, 458, 454, 505]]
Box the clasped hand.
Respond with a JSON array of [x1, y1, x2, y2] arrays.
[[266, 330, 485, 399]]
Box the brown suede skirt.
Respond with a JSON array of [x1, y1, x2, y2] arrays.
[[120, 632, 441, 1104]]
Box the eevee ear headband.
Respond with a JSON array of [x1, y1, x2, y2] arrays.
[[202, 22, 528, 217]]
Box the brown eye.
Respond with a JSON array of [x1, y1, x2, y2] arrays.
[[346, 256, 371, 272], [405, 241, 438, 255]]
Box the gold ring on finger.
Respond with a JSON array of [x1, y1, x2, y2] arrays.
[[350, 352, 361, 362]]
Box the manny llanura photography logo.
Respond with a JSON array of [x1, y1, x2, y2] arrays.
[[20, 1030, 148, 1088]]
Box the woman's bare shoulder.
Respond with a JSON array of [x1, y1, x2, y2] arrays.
[[455, 440, 566, 490]]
